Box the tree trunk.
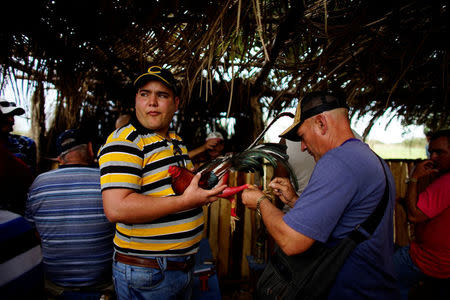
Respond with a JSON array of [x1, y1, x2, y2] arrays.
[[31, 81, 46, 173], [250, 95, 264, 142]]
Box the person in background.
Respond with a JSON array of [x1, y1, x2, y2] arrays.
[[26, 129, 115, 298], [0, 140, 34, 215], [0, 209, 44, 299], [115, 112, 132, 129], [189, 131, 226, 169], [241, 91, 398, 299], [0, 99, 36, 175], [98, 65, 226, 300], [393, 129, 450, 299], [1, 135, 43, 298], [280, 129, 363, 197]]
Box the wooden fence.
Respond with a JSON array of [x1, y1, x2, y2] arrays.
[[202, 159, 427, 281]]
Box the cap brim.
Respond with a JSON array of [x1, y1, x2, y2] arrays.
[[0, 107, 25, 116], [134, 74, 177, 95], [279, 121, 302, 142]]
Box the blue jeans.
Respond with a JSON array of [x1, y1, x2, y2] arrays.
[[113, 256, 193, 300], [393, 246, 427, 300]]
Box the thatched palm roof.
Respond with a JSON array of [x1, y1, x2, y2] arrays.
[[0, 0, 448, 167]]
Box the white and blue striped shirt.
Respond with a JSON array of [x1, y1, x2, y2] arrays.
[[25, 166, 114, 287]]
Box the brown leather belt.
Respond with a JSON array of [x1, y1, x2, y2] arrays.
[[114, 252, 195, 272]]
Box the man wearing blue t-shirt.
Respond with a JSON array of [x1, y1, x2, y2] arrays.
[[242, 91, 399, 299]]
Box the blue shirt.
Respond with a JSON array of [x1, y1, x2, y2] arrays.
[[7, 133, 36, 175], [284, 139, 398, 299], [26, 165, 115, 287]]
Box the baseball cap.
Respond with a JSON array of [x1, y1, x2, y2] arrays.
[[0, 99, 25, 116], [280, 91, 349, 142], [206, 132, 224, 141], [56, 129, 89, 156], [133, 66, 179, 95]]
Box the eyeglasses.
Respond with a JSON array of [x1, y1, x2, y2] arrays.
[[172, 141, 186, 168]]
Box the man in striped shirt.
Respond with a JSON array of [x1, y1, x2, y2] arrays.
[[98, 65, 226, 300], [26, 129, 115, 297]]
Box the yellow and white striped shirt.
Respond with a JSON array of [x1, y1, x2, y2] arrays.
[[98, 119, 202, 257]]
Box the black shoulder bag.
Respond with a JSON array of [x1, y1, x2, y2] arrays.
[[256, 156, 390, 300]]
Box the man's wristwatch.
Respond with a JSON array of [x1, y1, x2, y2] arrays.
[[256, 195, 269, 217]]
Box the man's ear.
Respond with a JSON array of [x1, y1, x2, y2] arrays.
[[174, 96, 180, 111], [315, 114, 328, 135]]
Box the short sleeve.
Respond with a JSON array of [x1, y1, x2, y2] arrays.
[[99, 134, 144, 191], [283, 154, 357, 242]]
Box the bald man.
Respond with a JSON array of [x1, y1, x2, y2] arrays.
[[242, 91, 398, 299]]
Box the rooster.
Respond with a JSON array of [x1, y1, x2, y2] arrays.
[[169, 112, 299, 213], [197, 112, 298, 190], [170, 112, 298, 190]]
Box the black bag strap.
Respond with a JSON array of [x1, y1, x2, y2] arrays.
[[349, 154, 390, 243]]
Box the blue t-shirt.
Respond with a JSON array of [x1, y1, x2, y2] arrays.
[[284, 139, 398, 299], [7, 133, 36, 175]]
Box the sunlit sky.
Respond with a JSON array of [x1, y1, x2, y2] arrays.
[[264, 107, 425, 144]]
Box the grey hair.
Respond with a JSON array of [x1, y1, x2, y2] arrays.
[[59, 144, 89, 163]]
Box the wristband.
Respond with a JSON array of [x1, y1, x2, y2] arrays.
[[256, 195, 269, 217], [405, 177, 418, 184]]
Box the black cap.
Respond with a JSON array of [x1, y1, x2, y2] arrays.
[[280, 91, 349, 142], [133, 66, 179, 95], [56, 129, 89, 156]]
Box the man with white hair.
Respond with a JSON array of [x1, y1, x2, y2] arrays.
[[26, 129, 115, 298], [242, 91, 398, 299]]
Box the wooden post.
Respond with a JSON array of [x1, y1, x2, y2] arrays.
[[388, 161, 410, 246], [241, 172, 255, 278], [208, 199, 220, 259]]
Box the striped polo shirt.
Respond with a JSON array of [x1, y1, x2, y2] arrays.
[[98, 118, 202, 257], [25, 166, 115, 287]]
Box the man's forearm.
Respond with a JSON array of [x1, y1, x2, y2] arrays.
[[103, 189, 189, 223], [405, 159, 437, 223], [102, 175, 226, 224], [188, 144, 206, 159], [259, 197, 314, 256], [406, 181, 428, 223]]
